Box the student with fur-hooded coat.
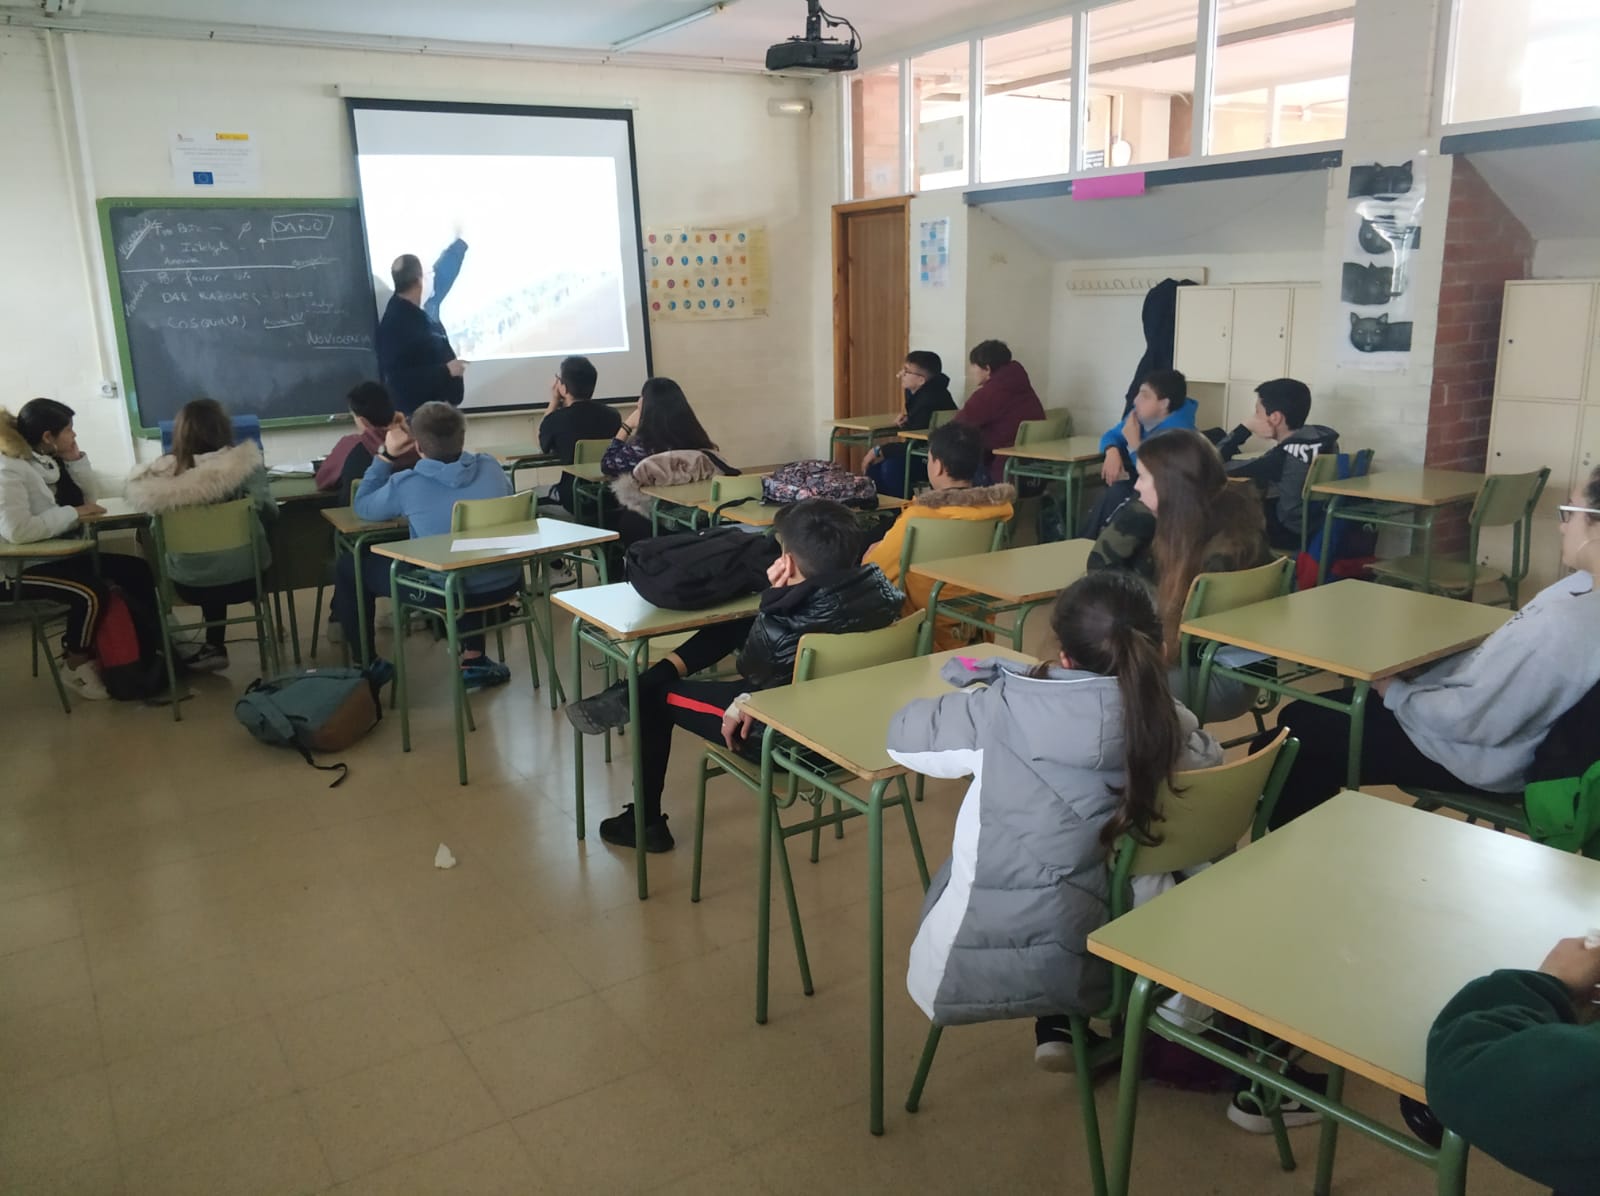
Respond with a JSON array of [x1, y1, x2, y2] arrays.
[[125, 398, 277, 671]]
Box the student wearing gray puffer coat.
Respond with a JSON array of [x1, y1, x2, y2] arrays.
[[887, 571, 1221, 1066]]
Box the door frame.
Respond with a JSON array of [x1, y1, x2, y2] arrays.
[[832, 195, 911, 420]]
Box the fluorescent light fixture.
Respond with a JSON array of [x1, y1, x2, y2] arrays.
[[610, 2, 735, 53], [767, 97, 813, 117]]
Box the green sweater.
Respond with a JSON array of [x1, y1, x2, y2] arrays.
[[1426, 969, 1600, 1193]]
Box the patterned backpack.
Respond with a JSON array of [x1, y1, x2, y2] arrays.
[[761, 460, 879, 509]]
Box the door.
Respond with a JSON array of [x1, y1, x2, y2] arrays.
[[1496, 282, 1593, 401], [1228, 287, 1292, 382], [833, 197, 909, 461], [1174, 287, 1233, 383], [1287, 285, 1322, 382], [1482, 397, 1579, 592]]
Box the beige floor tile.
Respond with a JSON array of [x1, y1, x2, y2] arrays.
[[0, 811, 68, 862], [121, 1096, 331, 1196], [270, 974, 452, 1087], [373, 878, 540, 967], [301, 1041, 503, 1183], [0, 995, 105, 1088], [0, 1067, 118, 1183], [543, 889, 749, 990], [67, 818, 207, 884], [0, 936, 93, 1018], [0, 887, 80, 957], [83, 902, 242, 991], [329, 1124, 546, 1196], [74, 852, 248, 933], [460, 993, 653, 1118], [240, 910, 411, 1009], [409, 931, 593, 1037], [0, 845, 75, 905], [96, 954, 264, 1061], [106, 1016, 295, 1145], [511, 1070, 733, 1192], [0, 1151, 123, 1196], [318, 804, 455, 871], [650, 1157, 773, 1196]]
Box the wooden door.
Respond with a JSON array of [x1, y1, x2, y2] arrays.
[[1496, 281, 1592, 401], [1228, 287, 1292, 382], [834, 197, 909, 458], [1174, 287, 1233, 383]]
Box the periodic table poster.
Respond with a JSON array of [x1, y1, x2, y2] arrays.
[[642, 225, 770, 321]]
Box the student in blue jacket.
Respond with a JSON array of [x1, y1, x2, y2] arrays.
[[1098, 368, 1197, 488]]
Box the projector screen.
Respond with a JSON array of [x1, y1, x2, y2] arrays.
[[346, 99, 653, 412]]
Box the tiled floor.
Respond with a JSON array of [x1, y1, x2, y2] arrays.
[[0, 592, 1540, 1195]]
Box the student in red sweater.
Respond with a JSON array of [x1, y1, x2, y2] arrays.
[[953, 340, 1045, 475]]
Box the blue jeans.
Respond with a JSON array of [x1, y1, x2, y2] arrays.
[[331, 548, 518, 660]]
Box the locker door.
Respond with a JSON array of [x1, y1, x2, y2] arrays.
[[1287, 285, 1322, 382], [1174, 287, 1233, 384], [1228, 287, 1292, 382], [1496, 282, 1593, 401]]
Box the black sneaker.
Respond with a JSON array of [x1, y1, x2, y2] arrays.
[[1399, 1096, 1444, 1148], [564, 682, 631, 735], [597, 805, 675, 853], [1033, 1017, 1108, 1073], [1227, 1065, 1328, 1133], [183, 643, 229, 673]]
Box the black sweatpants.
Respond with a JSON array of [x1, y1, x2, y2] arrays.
[[1261, 688, 1505, 829], [175, 578, 264, 647], [2, 551, 154, 654], [635, 617, 756, 821]]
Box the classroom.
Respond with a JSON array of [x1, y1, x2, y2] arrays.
[[3, 0, 1598, 1192]]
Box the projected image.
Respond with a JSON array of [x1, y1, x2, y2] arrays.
[[357, 153, 629, 361]]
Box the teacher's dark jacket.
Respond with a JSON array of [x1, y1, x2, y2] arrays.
[[376, 295, 464, 416]]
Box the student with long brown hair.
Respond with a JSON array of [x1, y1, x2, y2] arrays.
[[886, 570, 1221, 1069]]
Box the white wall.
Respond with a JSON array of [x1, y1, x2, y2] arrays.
[[3, 27, 825, 485], [1533, 239, 1600, 279], [907, 190, 969, 383], [964, 207, 1055, 402]]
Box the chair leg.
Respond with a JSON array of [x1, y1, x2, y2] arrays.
[[771, 806, 813, 996], [905, 1023, 944, 1113], [896, 775, 931, 891], [156, 597, 183, 723], [1312, 1064, 1345, 1196], [309, 582, 324, 660], [283, 590, 303, 666], [34, 618, 72, 715], [1070, 1013, 1110, 1196], [691, 756, 712, 903]]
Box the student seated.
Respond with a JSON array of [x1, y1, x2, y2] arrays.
[[1089, 428, 1270, 719], [564, 498, 903, 853], [1215, 378, 1339, 551], [1084, 368, 1197, 535], [1426, 934, 1600, 1195], [0, 399, 156, 700], [126, 398, 277, 674], [336, 401, 519, 690], [952, 339, 1045, 477], [862, 350, 957, 497], [314, 381, 418, 503], [885, 571, 1221, 1068], [862, 422, 1015, 650], [601, 376, 719, 547], [540, 355, 621, 512], [1263, 465, 1600, 828]]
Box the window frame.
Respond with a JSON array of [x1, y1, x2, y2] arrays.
[[1434, 0, 1600, 136]]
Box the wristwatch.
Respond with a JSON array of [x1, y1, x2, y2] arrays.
[[378, 449, 395, 462]]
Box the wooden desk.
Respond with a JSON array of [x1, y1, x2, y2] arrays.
[[718, 495, 907, 529], [1180, 580, 1508, 786], [268, 476, 328, 505], [0, 537, 92, 560], [992, 436, 1107, 537], [828, 412, 905, 460], [75, 497, 142, 526], [1089, 792, 1600, 1195], [553, 582, 764, 900], [487, 445, 561, 490], [1310, 468, 1485, 587], [560, 463, 613, 526], [373, 519, 619, 785], [909, 539, 1092, 651], [743, 644, 1034, 1136], [319, 506, 410, 667]]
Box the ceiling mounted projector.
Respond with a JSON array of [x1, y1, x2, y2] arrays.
[[765, 0, 860, 73]]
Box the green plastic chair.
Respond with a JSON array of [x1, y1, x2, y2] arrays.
[[2, 590, 72, 713], [707, 474, 765, 523], [1282, 447, 1375, 562], [1179, 555, 1295, 741], [1368, 468, 1549, 608], [906, 730, 1300, 1196], [690, 614, 932, 1000], [897, 517, 1008, 653], [152, 497, 277, 722], [902, 408, 957, 496], [566, 438, 615, 526], [1014, 407, 1073, 448]]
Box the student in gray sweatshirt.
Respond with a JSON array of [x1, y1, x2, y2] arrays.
[[1262, 465, 1600, 828]]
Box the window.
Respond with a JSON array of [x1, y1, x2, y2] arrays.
[[911, 44, 971, 189], [1210, 0, 1352, 155], [1448, 0, 1600, 125], [981, 17, 1074, 183], [850, 64, 902, 199], [1085, 0, 1199, 169]]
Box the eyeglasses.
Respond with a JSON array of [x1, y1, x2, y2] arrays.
[[1557, 505, 1600, 524], [898, 368, 928, 380]]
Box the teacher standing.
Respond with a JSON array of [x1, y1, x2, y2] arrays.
[[376, 246, 467, 415]]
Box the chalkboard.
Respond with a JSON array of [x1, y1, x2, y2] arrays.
[[98, 198, 380, 435]]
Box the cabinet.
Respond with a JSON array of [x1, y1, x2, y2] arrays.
[[1496, 282, 1593, 401], [1228, 287, 1292, 381], [1173, 287, 1235, 384], [1288, 286, 1322, 381]]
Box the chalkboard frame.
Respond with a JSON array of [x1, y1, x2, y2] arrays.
[[97, 196, 375, 438]]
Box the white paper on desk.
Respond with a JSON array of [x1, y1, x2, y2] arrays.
[[450, 534, 542, 552], [269, 462, 317, 476]]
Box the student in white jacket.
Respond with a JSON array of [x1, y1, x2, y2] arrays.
[[1266, 465, 1600, 826], [0, 399, 153, 700]]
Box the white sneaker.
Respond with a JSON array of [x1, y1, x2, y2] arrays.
[[375, 609, 393, 630], [325, 621, 345, 645], [65, 660, 110, 701]]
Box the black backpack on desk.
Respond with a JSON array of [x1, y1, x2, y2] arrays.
[[624, 526, 780, 610]]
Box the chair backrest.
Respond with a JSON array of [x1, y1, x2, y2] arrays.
[[573, 438, 612, 466], [1300, 451, 1343, 498], [451, 491, 536, 532], [897, 516, 1006, 582], [926, 408, 956, 432], [1181, 556, 1294, 622], [710, 475, 765, 505], [151, 498, 265, 599], [794, 613, 926, 682], [1352, 448, 1375, 477], [1015, 408, 1072, 447], [1471, 468, 1549, 530]]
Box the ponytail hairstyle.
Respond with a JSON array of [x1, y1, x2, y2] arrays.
[[171, 398, 234, 473], [1047, 571, 1183, 847], [1135, 428, 1263, 660]]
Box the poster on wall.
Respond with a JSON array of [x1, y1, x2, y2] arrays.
[[642, 225, 769, 321], [170, 130, 261, 189], [918, 218, 950, 289], [1336, 154, 1426, 370]]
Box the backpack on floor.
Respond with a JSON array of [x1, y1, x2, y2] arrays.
[[94, 585, 172, 702], [234, 667, 383, 786], [762, 460, 879, 509], [625, 525, 781, 610]]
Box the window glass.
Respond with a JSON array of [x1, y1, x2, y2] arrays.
[[911, 44, 971, 189], [1086, 0, 1199, 168], [1211, 0, 1351, 154], [1449, 0, 1600, 124], [981, 17, 1074, 182], [850, 64, 902, 198]]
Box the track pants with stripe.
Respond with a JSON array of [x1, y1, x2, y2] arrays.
[[1, 552, 154, 654]]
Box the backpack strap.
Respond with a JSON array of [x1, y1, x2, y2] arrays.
[[292, 743, 350, 788], [704, 450, 740, 477]]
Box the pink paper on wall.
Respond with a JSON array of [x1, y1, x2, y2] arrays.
[[1072, 173, 1147, 201]]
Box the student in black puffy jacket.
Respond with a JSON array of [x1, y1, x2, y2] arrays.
[[565, 499, 903, 854]]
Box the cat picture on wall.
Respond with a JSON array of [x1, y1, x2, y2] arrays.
[[1358, 215, 1422, 255], [1348, 161, 1414, 198], [1342, 261, 1398, 304], [1349, 312, 1412, 353]]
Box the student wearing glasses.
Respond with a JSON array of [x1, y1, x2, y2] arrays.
[[1263, 464, 1600, 828], [862, 350, 956, 496]]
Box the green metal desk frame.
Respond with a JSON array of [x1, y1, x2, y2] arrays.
[[829, 419, 902, 462], [999, 453, 1101, 540], [329, 521, 409, 668], [1316, 494, 1449, 587]]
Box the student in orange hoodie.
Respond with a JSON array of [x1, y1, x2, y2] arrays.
[[863, 421, 1015, 650]]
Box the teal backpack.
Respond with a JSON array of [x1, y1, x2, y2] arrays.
[[234, 667, 382, 786]]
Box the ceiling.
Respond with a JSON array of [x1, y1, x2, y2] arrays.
[[976, 165, 1332, 257], [1468, 139, 1600, 240]]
